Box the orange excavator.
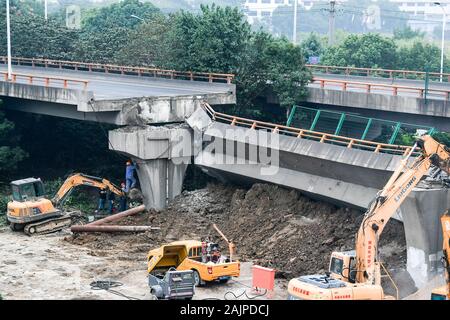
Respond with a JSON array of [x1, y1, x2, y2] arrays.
[[7, 173, 124, 236], [431, 210, 450, 300], [288, 135, 450, 300]]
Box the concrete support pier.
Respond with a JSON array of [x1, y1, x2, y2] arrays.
[[399, 185, 450, 288], [109, 124, 193, 210]]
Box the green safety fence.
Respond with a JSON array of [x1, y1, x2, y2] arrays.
[[286, 105, 435, 146]]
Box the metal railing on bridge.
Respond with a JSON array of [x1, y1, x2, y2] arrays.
[[307, 64, 450, 83], [286, 105, 435, 146], [201, 102, 420, 157], [0, 56, 235, 84], [1, 71, 89, 90], [311, 77, 450, 100]]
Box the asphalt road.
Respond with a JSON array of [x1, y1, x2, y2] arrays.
[[0, 65, 234, 100]]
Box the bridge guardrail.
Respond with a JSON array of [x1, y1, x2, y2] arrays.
[[311, 77, 450, 100], [0, 56, 235, 84], [307, 64, 450, 82], [201, 102, 420, 157], [1, 71, 89, 90]]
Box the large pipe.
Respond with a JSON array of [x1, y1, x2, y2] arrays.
[[71, 225, 159, 233], [88, 204, 146, 226]]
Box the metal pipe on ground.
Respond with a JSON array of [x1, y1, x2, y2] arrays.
[[71, 225, 159, 233], [88, 204, 146, 226]]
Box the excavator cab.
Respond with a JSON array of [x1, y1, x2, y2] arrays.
[[11, 178, 46, 202], [329, 251, 357, 283]]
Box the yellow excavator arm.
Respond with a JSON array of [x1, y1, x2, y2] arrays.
[[52, 173, 124, 208], [355, 135, 450, 284]]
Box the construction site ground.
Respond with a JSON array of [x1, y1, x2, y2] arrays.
[[0, 183, 421, 300]]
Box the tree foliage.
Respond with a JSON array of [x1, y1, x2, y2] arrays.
[[322, 33, 398, 69], [0, 105, 27, 178]]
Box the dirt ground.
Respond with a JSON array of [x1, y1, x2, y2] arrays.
[[0, 183, 417, 300]]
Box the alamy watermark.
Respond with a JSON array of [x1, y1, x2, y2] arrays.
[[170, 126, 280, 177]]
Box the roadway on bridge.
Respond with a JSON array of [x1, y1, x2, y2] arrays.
[[0, 65, 234, 100]]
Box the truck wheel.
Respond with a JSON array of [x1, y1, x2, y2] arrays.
[[219, 278, 230, 284], [193, 270, 204, 287]]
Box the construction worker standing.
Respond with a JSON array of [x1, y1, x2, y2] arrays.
[[125, 160, 137, 192], [119, 182, 127, 212], [95, 187, 107, 213], [107, 190, 116, 214]]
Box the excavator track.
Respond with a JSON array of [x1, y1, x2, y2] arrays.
[[24, 216, 73, 236]]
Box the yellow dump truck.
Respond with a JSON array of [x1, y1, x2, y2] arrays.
[[147, 240, 240, 287]]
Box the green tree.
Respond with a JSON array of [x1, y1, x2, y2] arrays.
[[321, 33, 398, 69], [397, 41, 447, 73], [164, 4, 251, 73], [0, 3, 79, 60], [75, 0, 159, 62], [0, 105, 27, 179], [300, 33, 325, 61]]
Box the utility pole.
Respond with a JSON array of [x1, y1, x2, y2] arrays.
[[293, 0, 298, 45], [45, 0, 48, 20], [6, 0, 12, 80], [328, 0, 336, 46]]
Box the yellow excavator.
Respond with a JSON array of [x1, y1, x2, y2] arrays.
[[287, 135, 450, 300], [7, 173, 124, 236], [431, 210, 450, 300]]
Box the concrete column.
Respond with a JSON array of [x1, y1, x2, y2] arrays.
[[136, 159, 168, 210], [399, 187, 450, 288], [168, 159, 189, 201]]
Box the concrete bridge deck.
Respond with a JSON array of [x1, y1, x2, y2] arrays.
[[0, 63, 236, 125]]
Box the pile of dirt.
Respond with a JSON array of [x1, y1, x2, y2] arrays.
[[67, 182, 413, 297]]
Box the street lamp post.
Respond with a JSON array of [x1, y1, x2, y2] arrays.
[[6, 0, 12, 80], [293, 0, 298, 45], [45, 0, 48, 20], [434, 2, 446, 82]]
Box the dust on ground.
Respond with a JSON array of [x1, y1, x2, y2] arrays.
[[67, 182, 415, 298]]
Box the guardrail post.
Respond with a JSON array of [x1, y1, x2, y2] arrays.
[[389, 122, 402, 145], [342, 82, 347, 91], [297, 130, 304, 138], [45, 78, 49, 86], [28, 76, 33, 84], [374, 145, 381, 153], [392, 87, 398, 96], [231, 118, 237, 126], [227, 76, 232, 84], [361, 118, 373, 140], [348, 140, 354, 149], [309, 110, 321, 131], [334, 113, 346, 135], [189, 72, 194, 81], [83, 82, 88, 90], [63, 79, 68, 88], [286, 105, 298, 127], [251, 122, 257, 130], [12, 74, 16, 82], [209, 74, 213, 83], [320, 80, 325, 89]]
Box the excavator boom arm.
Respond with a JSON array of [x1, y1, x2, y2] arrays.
[[52, 173, 124, 208], [355, 136, 450, 284]]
